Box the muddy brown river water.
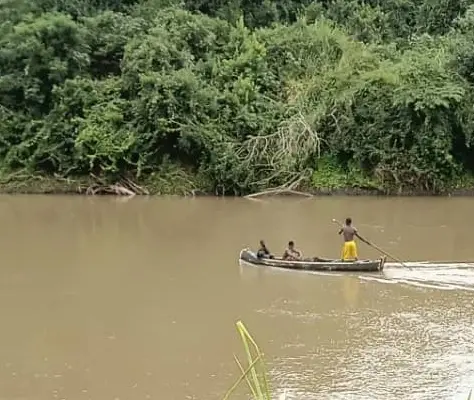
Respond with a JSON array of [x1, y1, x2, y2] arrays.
[[0, 195, 473, 400]]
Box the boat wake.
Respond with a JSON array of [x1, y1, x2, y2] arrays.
[[240, 256, 474, 291], [360, 261, 474, 291]]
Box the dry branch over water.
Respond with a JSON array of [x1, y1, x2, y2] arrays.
[[3, 0, 474, 195]]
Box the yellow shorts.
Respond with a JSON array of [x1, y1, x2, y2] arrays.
[[342, 241, 358, 261]]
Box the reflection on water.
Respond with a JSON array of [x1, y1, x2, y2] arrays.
[[269, 291, 474, 400], [0, 195, 473, 400], [244, 263, 474, 400], [342, 276, 360, 308]]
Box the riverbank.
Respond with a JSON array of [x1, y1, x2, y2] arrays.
[[4, 0, 474, 204], [2, 170, 474, 196]]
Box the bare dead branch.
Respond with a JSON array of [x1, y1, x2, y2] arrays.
[[235, 112, 321, 190]]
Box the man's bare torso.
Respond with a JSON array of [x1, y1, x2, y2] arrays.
[[342, 225, 357, 242]]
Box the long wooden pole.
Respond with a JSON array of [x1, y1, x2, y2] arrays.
[[332, 219, 411, 269]]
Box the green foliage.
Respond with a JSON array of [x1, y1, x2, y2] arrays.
[[2, 0, 474, 194], [312, 157, 380, 191]]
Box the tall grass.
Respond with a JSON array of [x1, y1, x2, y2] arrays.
[[223, 321, 272, 400], [224, 321, 472, 400]]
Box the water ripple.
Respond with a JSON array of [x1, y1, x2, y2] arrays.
[[266, 303, 474, 399]]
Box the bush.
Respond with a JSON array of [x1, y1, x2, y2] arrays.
[[2, 0, 474, 194]]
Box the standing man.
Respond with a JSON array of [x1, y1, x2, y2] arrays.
[[338, 217, 362, 261]]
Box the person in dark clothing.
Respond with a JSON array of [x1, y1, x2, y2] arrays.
[[257, 240, 274, 259]]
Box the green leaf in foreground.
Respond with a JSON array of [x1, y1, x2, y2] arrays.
[[223, 321, 272, 400]]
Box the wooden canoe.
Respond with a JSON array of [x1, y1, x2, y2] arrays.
[[239, 248, 386, 272]]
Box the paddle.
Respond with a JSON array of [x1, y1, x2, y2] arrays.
[[332, 218, 411, 269]]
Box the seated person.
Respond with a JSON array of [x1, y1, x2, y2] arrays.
[[282, 241, 302, 261], [257, 240, 274, 259]]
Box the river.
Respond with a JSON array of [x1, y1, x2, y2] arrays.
[[0, 195, 473, 400]]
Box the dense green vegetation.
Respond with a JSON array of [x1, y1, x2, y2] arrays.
[[2, 0, 474, 195]]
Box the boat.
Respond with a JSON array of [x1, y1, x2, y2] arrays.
[[239, 248, 386, 272]]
